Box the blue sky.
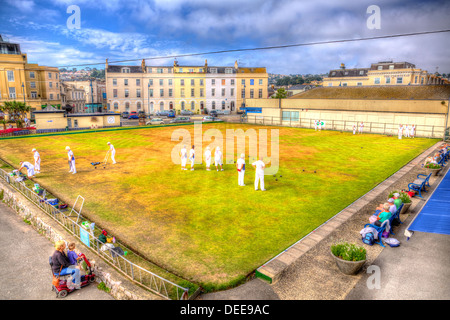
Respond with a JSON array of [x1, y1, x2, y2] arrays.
[[1, 0, 449, 74]]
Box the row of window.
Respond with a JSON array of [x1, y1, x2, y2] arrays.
[[328, 76, 424, 87], [112, 88, 264, 98], [5, 70, 58, 82], [121, 67, 235, 74], [112, 100, 234, 111], [112, 78, 264, 86]]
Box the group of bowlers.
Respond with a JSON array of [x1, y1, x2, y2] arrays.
[[179, 145, 267, 191], [18, 142, 116, 178]]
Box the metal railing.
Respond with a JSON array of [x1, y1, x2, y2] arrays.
[[244, 115, 446, 139], [0, 167, 190, 300]]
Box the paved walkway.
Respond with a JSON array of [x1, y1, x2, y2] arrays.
[[0, 202, 114, 300]]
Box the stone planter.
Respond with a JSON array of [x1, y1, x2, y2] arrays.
[[425, 167, 441, 176], [331, 250, 366, 275], [400, 202, 411, 215]]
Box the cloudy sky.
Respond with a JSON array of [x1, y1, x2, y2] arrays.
[[1, 0, 449, 74]]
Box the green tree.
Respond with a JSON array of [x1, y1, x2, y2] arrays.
[[272, 88, 288, 99], [1, 101, 30, 127]]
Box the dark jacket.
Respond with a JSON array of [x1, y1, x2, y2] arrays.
[[52, 250, 71, 274]]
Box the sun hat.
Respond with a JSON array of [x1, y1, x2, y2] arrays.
[[393, 193, 400, 197], [388, 198, 395, 203]]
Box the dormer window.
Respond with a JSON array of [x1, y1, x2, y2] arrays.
[[377, 66, 383, 70], [225, 68, 232, 74], [389, 65, 394, 70], [359, 70, 364, 75], [210, 68, 217, 74], [122, 67, 130, 73]]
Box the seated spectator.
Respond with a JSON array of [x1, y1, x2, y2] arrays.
[[374, 203, 392, 227], [393, 192, 403, 210], [67, 242, 82, 267], [51, 240, 81, 289]]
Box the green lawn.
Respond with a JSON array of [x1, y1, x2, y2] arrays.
[[0, 123, 438, 290]]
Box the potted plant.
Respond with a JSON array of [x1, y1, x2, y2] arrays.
[[330, 242, 366, 275], [389, 190, 412, 215], [424, 162, 441, 176]]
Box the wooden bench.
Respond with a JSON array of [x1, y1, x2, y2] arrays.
[[364, 204, 403, 247]]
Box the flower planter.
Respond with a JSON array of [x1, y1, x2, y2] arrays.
[[400, 202, 411, 215], [425, 168, 441, 176], [331, 250, 366, 275]]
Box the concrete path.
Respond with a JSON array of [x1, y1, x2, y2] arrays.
[[0, 202, 114, 300]]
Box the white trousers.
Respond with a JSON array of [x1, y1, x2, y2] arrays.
[[181, 158, 187, 167], [34, 160, 40, 172], [111, 150, 116, 163], [254, 173, 264, 190], [238, 170, 245, 186], [27, 168, 35, 177], [69, 160, 76, 173], [398, 131, 402, 139], [205, 159, 211, 168]]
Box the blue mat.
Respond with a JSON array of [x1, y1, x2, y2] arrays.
[[409, 169, 450, 235]]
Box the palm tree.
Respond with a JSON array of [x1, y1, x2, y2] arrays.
[[1, 101, 31, 128]]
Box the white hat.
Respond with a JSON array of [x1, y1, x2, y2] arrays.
[[206, 146, 210, 150], [107, 142, 111, 145], [65, 146, 70, 150], [388, 198, 395, 203], [240, 153, 245, 158], [32, 148, 36, 152], [393, 193, 400, 197], [216, 146, 220, 150]]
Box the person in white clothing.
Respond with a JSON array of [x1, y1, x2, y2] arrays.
[[214, 146, 223, 171], [314, 120, 318, 131], [236, 153, 246, 186], [410, 124, 415, 138], [66, 146, 76, 174], [32, 148, 41, 173], [107, 142, 116, 164], [252, 157, 266, 191], [204, 146, 211, 171], [359, 122, 364, 134], [398, 124, 403, 139], [404, 125, 410, 138], [318, 119, 322, 131], [180, 145, 188, 170], [352, 124, 356, 135], [189, 145, 195, 170], [19, 161, 35, 178]]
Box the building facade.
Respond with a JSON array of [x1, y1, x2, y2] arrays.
[[0, 35, 61, 117], [105, 59, 268, 114], [323, 61, 449, 87], [61, 82, 86, 113]]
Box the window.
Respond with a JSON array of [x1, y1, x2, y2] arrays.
[[160, 102, 164, 110], [168, 79, 173, 86], [148, 68, 152, 73], [225, 68, 232, 74], [191, 88, 195, 97], [250, 89, 254, 98], [114, 102, 118, 110], [377, 66, 383, 70], [385, 77, 391, 84], [357, 82, 363, 86], [241, 89, 245, 98], [125, 89, 129, 97], [149, 79, 153, 86], [136, 79, 140, 86], [359, 70, 364, 75], [342, 83, 347, 87], [241, 79, 245, 85], [282, 111, 299, 121], [157, 68, 163, 73], [181, 101, 185, 110], [258, 89, 263, 98], [29, 71, 35, 79], [396, 77, 403, 84], [191, 79, 195, 86], [222, 79, 226, 85], [191, 101, 195, 110], [231, 88, 234, 96], [222, 101, 225, 110], [374, 78, 380, 84], [50, 93, 54, 100], [331, 72, 336, 76], [212, 101, 216, 109], [222, 88, 225, 96], [389, 65, 394, 70], [414, 76, 418, 83], [125, 102, 130, 110], [30, 82, 36, 89], [7, 70, 14, 82], [200, 88, 204, 97], [124, 79, 128, 86], [113, 79, 117, 86], [210, 68, 217, 73], [48, 72, 52, 79], [211, 88, 215, 97], [189, 69, 194, 73], [136, 89, 141, 98], [200, 79, 204, 86], [49, 82, 52, 88], [180, 79, 184, 86], [113, 89, 118, 98], [137, 102, 141, 110], [159, 79, 163, 86], [179, 68, 183, 73], [328, 83, 333, 87], [231, 79, 235, 85], [259, 79, 263, 85], [149, 89, 153, 97], [160, 89, 164, 97], [31, 91, 37, 98], [181, 88, 185, 97], [122, 68, 130, 73], [211, 79, 215, 85]]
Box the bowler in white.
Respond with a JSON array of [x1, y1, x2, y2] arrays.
[[66, 146, 76, 174], [214, 146, 223, 171], [19, 161, 35, 178], [180, 145, 188, 170], [236, 153, 246, 186], [107, 142, 116, 164], [32, 148, 41, 173], [252, 157, 266, 191], [204, 146, 211, 171], [189, 145, 195, 170]]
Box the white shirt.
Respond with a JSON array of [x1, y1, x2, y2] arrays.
[[68, 150, 75, 160], [180, 148, 187, 159], [109, 144, 115, 152], [215, 150, 222, 160], [205, 150, 211, 160], [237, 158, 245, 170], [34, 151, 40, 161], [189, 148, 195, 159], [21, 161, 34, 170], [252, 160, 265, 175]]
